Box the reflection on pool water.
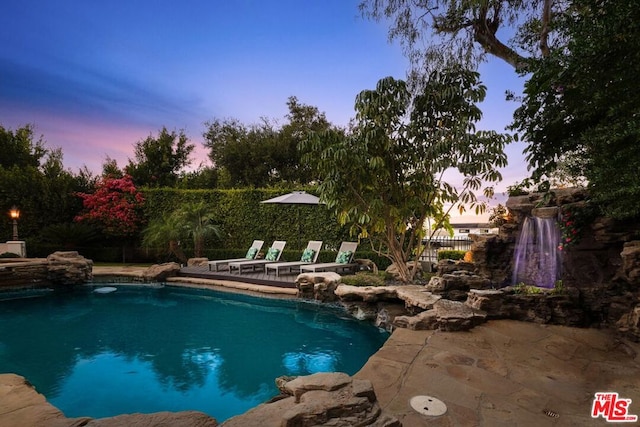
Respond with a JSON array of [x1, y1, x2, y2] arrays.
[[0, 284, 389, 422]]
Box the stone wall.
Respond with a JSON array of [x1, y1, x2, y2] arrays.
[[0, 260, 49, 289], [0, 252, 93, 289]]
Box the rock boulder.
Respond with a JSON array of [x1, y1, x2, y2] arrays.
[[296, 272, 342, 301], [617, 305, 640, 342], [143, 262, 181, 281], [223, 372, 400, 427], [46, 251, 93, 285], [619, 240, 640, 285], [187, 257, 209, 267], [393, 299, 487, 331], [425, 270, 491, 301]]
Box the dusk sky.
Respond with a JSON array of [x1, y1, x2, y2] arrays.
[[0, 1, 527, 198]]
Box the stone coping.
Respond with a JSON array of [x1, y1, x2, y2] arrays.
[[0, 259, 47, 268], [91, 266, 298, 297]]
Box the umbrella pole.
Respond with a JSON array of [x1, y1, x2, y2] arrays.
[[298, 206, 302, 249]]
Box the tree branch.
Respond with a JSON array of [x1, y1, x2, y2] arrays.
[[540, 0, 552, 57], [472, 4, 527, 70]]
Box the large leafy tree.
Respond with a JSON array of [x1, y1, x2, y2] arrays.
[[274, 96, 333, 183], [203, 118, 278, 188], [0, 124, 47, 169], [126, 127, 195, 187], [511, 0, 640, 218], [0, 125, 88, 239], [202, 97, 334, 187], [362, 0, 640, 219], [359, 0, 559, 72], [302, 68, 510, 282]]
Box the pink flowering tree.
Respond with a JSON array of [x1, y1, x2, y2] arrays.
[[75, 175, 145, 260]]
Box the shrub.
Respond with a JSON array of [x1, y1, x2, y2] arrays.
[[0, 252, 20, 258], [340, 272, 386, 287], [437, 250, 467, 261]]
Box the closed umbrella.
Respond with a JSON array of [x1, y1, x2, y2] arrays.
[[261, 191, 323, 248]]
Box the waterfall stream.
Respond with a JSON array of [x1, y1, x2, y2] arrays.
[[512, 216, 562, 288]]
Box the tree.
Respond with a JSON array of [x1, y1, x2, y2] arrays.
[[75, 175, 145, 239], [142, 212, 187, 262], [202, 97, 336, 187], [141, 201, 221, 260], [0, 125, 89, 239], [301, 69, 510, 282], [101, 156, 124, 178], [203, 118, 277, 188], [363, 1, 640, 220], [359, 0, 559, 72], [126, 127, 195, 187], [176, 165, 218, 189], [273, 96, 334, 183], [511, 0, 640, 218], [0, 124, 47, 169], [174, 201, 222, 257]]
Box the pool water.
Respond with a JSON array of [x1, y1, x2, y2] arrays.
[[0, 285, 389, 422]]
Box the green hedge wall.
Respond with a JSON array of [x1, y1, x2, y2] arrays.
[[141, 188, 351, 252]]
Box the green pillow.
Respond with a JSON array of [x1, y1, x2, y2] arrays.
[[265, 247, 280, 261], [245, 247, 258, 259], [301, 248, 315, 262], [336, 250, 352, 264]]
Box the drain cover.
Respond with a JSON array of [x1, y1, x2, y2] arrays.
[[410, 395, 447, 416], [94, 286, 117, 293]]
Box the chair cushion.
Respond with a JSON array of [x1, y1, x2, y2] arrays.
[[336, 250, 352, 264], [265, 247, 280, 261], [301, 248, 315, 262], [245, 247, 258, 259]]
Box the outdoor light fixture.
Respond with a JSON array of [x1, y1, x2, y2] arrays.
[[9, 205, 19, 240]]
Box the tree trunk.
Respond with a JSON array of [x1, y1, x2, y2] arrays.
[[387, 229, 413, 283], [169, 240, 187, 263]]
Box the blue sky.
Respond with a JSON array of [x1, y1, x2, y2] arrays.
[[0, 0, 527, 197]]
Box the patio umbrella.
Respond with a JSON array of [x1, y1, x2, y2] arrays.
[[261, 191, 323, 248], [260, 191, 322, 205]]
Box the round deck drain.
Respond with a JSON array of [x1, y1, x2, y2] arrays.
[[410, 395, 447, 417]]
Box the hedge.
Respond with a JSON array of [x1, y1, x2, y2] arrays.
[[437, 250, 467, 261], [141, 188, 351, 252]]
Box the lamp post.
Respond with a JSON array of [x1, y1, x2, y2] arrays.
[[9, 206, 19, 241]]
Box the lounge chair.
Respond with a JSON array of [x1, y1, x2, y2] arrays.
[[207, 240, 264, 271], [265, 240, 323, 277], [229, 240, 287, 274], [299, 242, 358, 274]]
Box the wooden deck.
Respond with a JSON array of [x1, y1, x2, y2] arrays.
[[178, 265, 298, 289]]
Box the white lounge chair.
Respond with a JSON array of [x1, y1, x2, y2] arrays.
[[207, 240, 264, 271], [229, 240, 287, 274], [265, 240, 323, 277], [299, 242, 358, 274]]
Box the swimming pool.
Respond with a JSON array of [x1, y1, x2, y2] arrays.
[[0, 284, 388, 422]]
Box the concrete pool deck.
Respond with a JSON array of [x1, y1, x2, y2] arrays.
[[3, 267, 637, 426]]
